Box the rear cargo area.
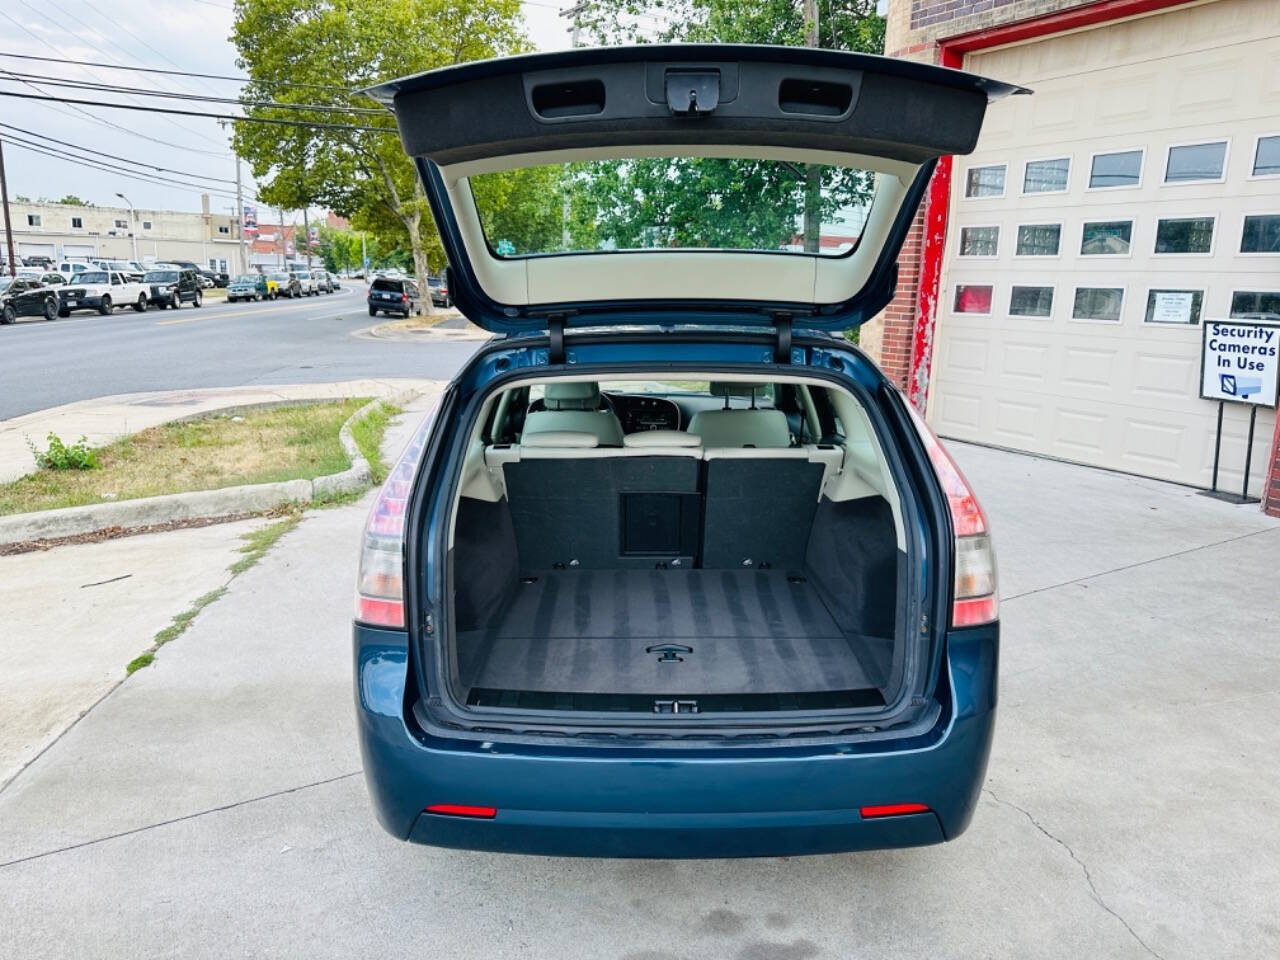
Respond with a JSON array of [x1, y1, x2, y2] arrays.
[[448, 443, 906, 715]]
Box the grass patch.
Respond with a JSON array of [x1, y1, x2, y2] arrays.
[[2, 398, 370, 516], [229, 512, 301, 574], [349, 401, 401, 484], [127, 586, 226, 674]]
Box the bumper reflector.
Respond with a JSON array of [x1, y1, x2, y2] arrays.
[[859, 803, 930, 819], [425, 803, 497, 819]]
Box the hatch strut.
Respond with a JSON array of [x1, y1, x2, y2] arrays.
[[774, 313, 793, 364], [548, 315, 566, 364]]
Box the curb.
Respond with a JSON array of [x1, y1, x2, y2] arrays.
[[357, 317, 488, 342], [0, 392, 416, 547]]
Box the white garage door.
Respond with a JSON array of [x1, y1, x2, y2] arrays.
[[63, 243, 97, 259], [18, 242, 56, 260], [929, 0, 1279, 490]]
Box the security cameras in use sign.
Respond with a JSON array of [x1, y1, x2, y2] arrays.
[[1200, 320, 1280, 408]]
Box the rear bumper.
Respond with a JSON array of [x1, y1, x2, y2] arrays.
[[354, 623, 998, 858], [59, 294, 105, 310]]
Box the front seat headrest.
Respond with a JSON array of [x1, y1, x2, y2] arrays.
[[543, 381, 601, 410]]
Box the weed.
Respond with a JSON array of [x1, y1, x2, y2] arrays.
[[30, 432, 98, 471]]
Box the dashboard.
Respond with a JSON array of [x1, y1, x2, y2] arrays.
[[605, 393, 682, 433]]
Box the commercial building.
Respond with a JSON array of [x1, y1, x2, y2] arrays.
[[5, 195, 247, 274], [868, 0, 1280, 513]]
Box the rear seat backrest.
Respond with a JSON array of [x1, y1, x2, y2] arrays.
[[521, 381, 625, 447], [686, 382, 791, 448]]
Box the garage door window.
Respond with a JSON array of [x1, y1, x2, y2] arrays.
[[1240, 215, 1280, 254], [964, 164, 1005, 199], [1015, 223, 1061, 257], [1088, 149, 1143, 189], [1251, 135, 1280, 178], [1164, 141, 1227, 183], [1144, 289, 1203, 325], [1081, 220, 1133, 256], [1230, 291, 1280, 318], [1022, 157, 1069, 194], [1009, 285, 1054, 318], [953, 284, 994, 315], [958, 225, 999, 257], [1072, 287, 1124, 323], [1154, 216, 1215, 254]]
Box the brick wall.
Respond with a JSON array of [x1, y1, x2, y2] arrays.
[[1265, 410, 1280, 518], [875, 209, 926, 390], [897, 0, 1094, 46]]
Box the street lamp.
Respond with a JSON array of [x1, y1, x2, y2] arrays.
[[115, 192, 138, 263]]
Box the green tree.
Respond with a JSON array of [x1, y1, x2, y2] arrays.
[[561, 0, 884, 256], [57, 195, 88, 206], [231, 0, 527, 297]]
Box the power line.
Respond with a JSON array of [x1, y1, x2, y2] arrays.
[[0, 69, 385, 115], [0, 121, 247, 190], [0, 88, 397, 134], [22, 0, 230, 152], [0, 10, 232, 157], [0, 135, 248, 202], [0, 49, 357, 94]]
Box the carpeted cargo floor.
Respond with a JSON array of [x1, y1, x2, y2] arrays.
[[457, 569, 887, 696]]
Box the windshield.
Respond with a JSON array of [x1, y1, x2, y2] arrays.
[[145, 271, 178, 282], [272, 273, 290, 281], [78, 272, 109, 284], [0, 277, 12, 291], [470, 156, 876, 258], [233, 275, 257, 283]]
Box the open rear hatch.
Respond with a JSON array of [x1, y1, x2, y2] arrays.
[[368, 46, 1021, 727], [366, 44, 1028, 335]]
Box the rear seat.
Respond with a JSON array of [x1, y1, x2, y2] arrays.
[[483, 432, 844, 571]]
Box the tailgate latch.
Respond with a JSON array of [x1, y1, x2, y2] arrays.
[[666, 71, 720, 116]]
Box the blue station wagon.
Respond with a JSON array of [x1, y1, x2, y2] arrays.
[[353, 45, 1022, 858]]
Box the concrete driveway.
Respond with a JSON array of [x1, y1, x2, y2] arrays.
[[1, 441, 1277, 959]]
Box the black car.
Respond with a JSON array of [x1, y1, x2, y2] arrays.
[[1, 275, 60, 324], [426, 275, 450, 307], [367, 276, 422, 317], [144, 268, 203, 309]]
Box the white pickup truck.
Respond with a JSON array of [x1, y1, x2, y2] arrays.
[[57, 268, 152, 317]]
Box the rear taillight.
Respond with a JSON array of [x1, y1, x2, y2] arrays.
[[905, 403, 998, 628], [354, 404, 438, 629], [401, 293, 408, 303]]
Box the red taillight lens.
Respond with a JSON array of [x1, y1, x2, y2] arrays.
[[426, 803, 496, 819], [401, 293, 408, 302], [354, 402, 439, 629], [860, 803, 930, 818], [904, 402, 998, 628]]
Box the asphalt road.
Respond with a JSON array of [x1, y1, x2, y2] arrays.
[[0, 283, 482, 419]]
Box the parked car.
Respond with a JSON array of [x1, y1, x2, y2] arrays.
[[22, 254, 53, 269], [351, 46, 1021, 859], [1, 274, 60, 324], [328, 272, 341, 290], [57, 269, 151, 315], [38, 272, 65, 286], [143, 267, 202, 309], [311, 268, 332, 293], [57, 261, 91, 278], [366, 276, 421, 317], [94, 259, 144, 282], [226, 273, 273, 302], [271, 271, 300, 298], [290, 268, 316, 296], [426, 275, 450, 308]]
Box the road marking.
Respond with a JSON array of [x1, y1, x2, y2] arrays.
[[152, 287, 357, 326]]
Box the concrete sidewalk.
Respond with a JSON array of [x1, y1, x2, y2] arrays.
[[0, 378, 440, 483], [0, 440, 1277, 958]]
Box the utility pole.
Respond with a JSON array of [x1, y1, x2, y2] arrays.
[[303, 208, 312, 270], [801, 0, 822, 253], [116, 192, 139, 263], [361, 232, 367, 275], [234, 156, 247, 275], [0, 139, 15, 277]]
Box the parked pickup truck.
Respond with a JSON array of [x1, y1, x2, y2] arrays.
[[57, 269, 152, 316]]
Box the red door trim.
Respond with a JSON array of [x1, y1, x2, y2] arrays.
[[905, 0, 1196, 411]]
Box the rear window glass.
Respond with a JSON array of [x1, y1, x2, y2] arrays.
[[371, 278, 404, 292], [469, 156, 876, 258]]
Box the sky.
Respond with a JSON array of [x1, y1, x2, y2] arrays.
[[0, 0, 574, 216]]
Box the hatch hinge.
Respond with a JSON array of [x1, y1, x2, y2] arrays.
[[773, 312, 793, 364], [547, 314, 566, 364]]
